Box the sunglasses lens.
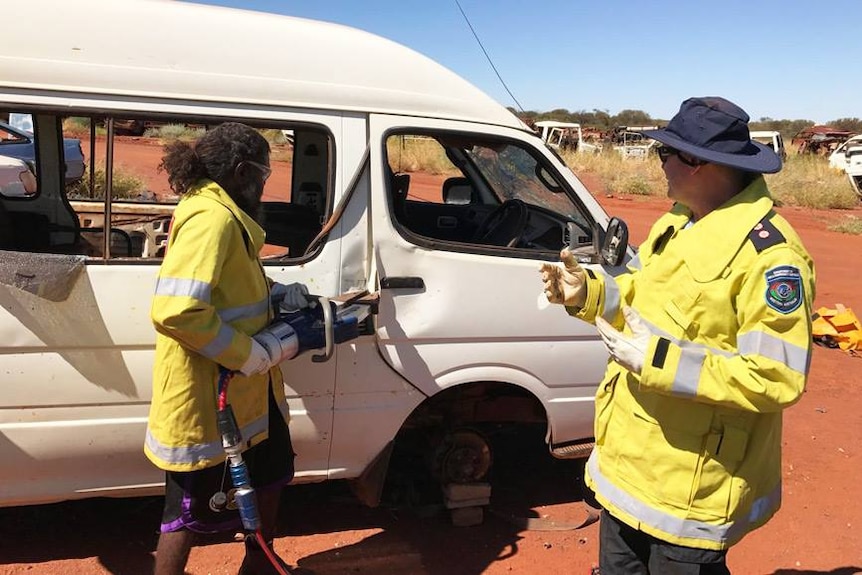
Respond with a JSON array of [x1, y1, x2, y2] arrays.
[[247, 161, 271, 181], [658, 146, 673, 162]]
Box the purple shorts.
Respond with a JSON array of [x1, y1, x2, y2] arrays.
[[160, 391, 295, 534]]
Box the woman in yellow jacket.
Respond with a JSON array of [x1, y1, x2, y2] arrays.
[[145, 122, 309, 575], [541, 98, 815, 575]]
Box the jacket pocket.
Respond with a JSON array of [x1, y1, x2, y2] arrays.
[[594, 370, 620, 447], [691, 425, 750, 521], [662, 276, 702, 338], [617, 396, 712, 512]]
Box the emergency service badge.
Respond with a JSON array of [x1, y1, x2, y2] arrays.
[[764, 265, 803, 314]]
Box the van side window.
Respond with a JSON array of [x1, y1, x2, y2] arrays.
[[385, 132, 594, 254], [0, 111, 331, 261]]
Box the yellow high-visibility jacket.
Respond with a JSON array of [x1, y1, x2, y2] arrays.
[[574, 178, 815, 550], [144, 180, 288, 472]]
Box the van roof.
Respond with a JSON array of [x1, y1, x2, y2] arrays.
[[0, 0, 524, 130]]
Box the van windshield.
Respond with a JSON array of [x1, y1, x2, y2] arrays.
[[462, 142, 583, 220]]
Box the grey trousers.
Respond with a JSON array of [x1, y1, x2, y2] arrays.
[[599, 510, 731, 575]]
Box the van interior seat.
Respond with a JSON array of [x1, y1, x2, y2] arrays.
[[3, 211, 52, 252]]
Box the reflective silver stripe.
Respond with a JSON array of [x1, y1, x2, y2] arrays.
[[641, 317, 735, 359], [640, 317, 732, 398], [672, 347, 706, 396], [744, 485, 782, 526], [145, 413, 269, 466], [628, 253, 642, 271], [602, 275, 621, 323], [155, 277, 211, 302], [219, 297, 270, 323], [588, 450, 780, 544], [738, 331, 810, 375], [200, 323, 236, 360], [588, 267, 621, 323], [145, 429, 224, 466], [642, 317, 809, 393]]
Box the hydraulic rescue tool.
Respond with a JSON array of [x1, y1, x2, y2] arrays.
[[216, 295, 368, 574]]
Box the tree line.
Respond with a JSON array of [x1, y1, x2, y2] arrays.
[[509, 107, 862, 138]]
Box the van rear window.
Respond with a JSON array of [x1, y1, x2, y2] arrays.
[[0, 111, 332, 261]]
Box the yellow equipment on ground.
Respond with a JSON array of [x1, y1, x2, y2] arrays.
[[812, 305, 862, 352]]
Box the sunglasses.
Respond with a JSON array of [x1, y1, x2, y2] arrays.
[[656, 145, 705, 167], [242, 160, 272, 182]]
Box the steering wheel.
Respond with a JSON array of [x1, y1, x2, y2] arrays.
[[472, 199, 529, 247]]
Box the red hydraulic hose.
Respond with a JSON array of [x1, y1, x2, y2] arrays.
[[218, 367, 290, 574], [218, 368, 233, 410], [255, 530, 292, 575]]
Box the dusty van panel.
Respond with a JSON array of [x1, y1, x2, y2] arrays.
[[0, 0, 624, 509]]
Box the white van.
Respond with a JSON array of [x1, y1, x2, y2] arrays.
[[749, 130, 786, 161], [0, 0, 629, 508]]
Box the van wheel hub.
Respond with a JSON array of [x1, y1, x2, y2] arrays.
[[436, 429, 492, 484]]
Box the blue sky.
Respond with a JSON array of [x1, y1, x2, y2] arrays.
[[194, 0, 859, 124]]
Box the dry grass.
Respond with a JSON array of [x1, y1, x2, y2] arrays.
[[386, 136, 460, 175], [561, 149, 666, 196], [561, 148, 860, 211], [766, 154, 859, 209], [828, 215, 862, 234]]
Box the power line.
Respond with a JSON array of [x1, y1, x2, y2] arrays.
[[454, 0, 524, 113]]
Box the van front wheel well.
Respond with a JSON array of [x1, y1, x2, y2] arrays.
[[367, 382, 548, 509], [403, 381, 547, 431]]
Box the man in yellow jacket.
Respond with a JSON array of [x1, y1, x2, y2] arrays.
[[145, 122, 310, 575], [541, 97, 815, 574]]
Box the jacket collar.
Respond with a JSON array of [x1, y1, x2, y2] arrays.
[[191, 180, 266, 256], [659, 177, 774, 281]]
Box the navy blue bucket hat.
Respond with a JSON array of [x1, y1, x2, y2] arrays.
[[643, 97, 782, 173]]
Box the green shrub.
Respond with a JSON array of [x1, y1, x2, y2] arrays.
[[63, 117, 95, 137], [66, 164, 148, 200], [144, 123, 205, 141], [613, 174, 653, 196]]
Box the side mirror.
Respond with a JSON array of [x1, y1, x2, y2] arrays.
[[601, 217, 629, 267], [442, 177, 474, 205]]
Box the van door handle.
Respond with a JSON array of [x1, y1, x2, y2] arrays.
[[381, 277, 425, 289]]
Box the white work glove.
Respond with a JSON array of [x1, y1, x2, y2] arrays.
[[540, 248, 587, 308], [271, 282, 311, 310], [238, 339, 273, 376], [595, 306, 651, 375]]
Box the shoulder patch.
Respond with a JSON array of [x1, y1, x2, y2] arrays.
[[749, 215, 786, 252], [764, 265, 803, 314]]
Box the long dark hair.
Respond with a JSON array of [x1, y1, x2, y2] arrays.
[[159, 122, 270, 195]]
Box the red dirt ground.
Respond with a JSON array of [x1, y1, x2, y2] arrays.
[[1, 155, 861, 575]]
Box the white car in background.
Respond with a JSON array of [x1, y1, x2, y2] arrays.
[[535, 120, 602, 154], [749, 130, 786, 161], [0, 120, 85, 185], [828, 134, 862, 171], [0, 154, 37, 197], [828, 135, 862, 197]]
